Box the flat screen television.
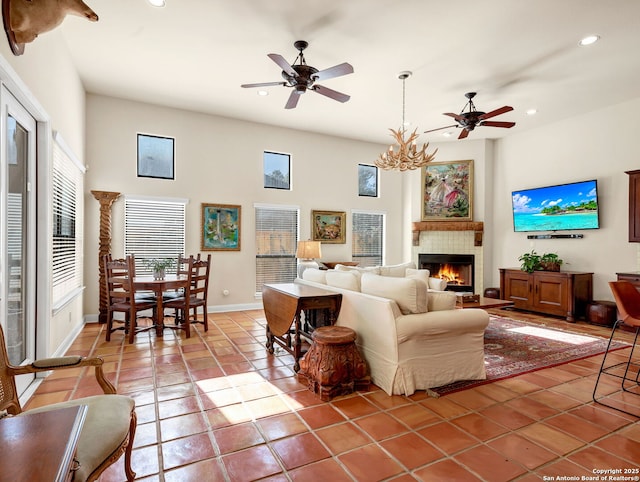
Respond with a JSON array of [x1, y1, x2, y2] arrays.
[[511, 179, 600, 232]]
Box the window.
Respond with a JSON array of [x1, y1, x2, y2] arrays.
[[52, 133, 85, 307], [255, 204, 298, 294], [352, 211, 384, 267], [358, 164, 378, 197], [263, 151, 291, 190], [124, 196, 187, 274]]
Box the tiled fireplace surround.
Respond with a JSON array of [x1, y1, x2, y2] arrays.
[[411, 228, 484, 295]]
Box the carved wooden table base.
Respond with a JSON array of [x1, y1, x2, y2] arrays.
[[297, 326, 369, 401]]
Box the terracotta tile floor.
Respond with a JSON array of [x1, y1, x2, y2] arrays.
[[24, 309, 640, 481]]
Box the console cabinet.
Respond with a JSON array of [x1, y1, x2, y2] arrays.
[[499, 268, 593, 322], [626, 170, 640, 242]]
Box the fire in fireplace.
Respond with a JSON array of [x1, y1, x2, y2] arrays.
[[419, 254, 475, 293]]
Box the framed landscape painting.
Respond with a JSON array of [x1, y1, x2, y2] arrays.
[[311, 210, 346, 244], [201, 203, 241, 251], [422, 160, 473, 221]]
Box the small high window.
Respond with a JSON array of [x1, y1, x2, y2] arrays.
[[264, 151, 291, 190]]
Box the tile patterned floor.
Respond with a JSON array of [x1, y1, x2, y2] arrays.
[[24, 309, 640, 481]]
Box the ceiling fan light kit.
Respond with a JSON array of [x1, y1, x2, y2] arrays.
[[240, 40, 353, 110], [375, 71, 438, 171]]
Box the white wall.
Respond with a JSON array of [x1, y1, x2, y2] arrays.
[[84, 94, 405, 315], [491, 98, 640, 300]]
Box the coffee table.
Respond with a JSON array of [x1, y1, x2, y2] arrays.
[[460, 296, 514, 310]]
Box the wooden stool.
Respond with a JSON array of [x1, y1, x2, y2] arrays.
[[586, 300, 617, 327], [297, 326, 369, 401]]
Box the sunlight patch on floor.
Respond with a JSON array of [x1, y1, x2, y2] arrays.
[[508, 325, 596, 345]]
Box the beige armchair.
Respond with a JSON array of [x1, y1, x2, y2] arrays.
[[0, 324, 136, 481]]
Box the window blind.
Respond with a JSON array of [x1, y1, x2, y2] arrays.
[[352, 211, 384, 267], [255, 205, 298, 294], [124, 196, 186, 274], [52, 134, 84, 305]]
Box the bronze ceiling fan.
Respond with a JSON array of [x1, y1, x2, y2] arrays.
[[425, 92, 515, 139], [241, 40, 354, 109]]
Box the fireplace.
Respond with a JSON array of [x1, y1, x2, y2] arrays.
[[419, 254, 475, 293]]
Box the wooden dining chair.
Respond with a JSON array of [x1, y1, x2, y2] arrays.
[[165, 254, 211, 337], [0, 323, 137, 481], [103, 254, 157, 343], [592, 281, 640, 416]]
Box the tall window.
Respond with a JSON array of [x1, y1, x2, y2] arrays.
[[124, 196, 187, 274], [255, 204, 298, 294], [352, 211, 384, 267], [52, 133, 85, 307]]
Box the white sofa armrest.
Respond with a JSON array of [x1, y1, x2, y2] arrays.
[[428, 290, 456, 311]]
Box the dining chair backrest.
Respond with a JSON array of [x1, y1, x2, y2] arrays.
[[103, 254, 137, 305], [608, 281, 640, 327], [190, 253, 211, 303]]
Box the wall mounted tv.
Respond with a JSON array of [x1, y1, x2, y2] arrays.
[[511, 179, 600, 232]]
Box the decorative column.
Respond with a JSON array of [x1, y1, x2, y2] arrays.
[[91, 190, 120, 324]]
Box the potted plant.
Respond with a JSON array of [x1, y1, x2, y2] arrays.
[[143, 257, 176, 280], [539, 252, 563, 272], [518, 250, 541, 274]]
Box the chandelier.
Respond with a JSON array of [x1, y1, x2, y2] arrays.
[[375, 71, 437, 171]]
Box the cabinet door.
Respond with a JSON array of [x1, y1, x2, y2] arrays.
[[628, 171, 640, 242], [503, 270, 532, 308], [534, 272, 569, 316]]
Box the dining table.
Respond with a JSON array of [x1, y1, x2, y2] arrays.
[[132, 274, 189, 336]]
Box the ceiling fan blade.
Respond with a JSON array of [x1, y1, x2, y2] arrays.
[[267, 53, 297, 77], [444, 112, 465, 122], [312, 62, 354, 81], [478, 105, 513, 120], [424, 124, 458, 134], [480, 121, 516, 128], [312, 84, 350, 103], [241, 81, 287, 88], [458, 129, 470, 140], [285, 90, 301, 109]]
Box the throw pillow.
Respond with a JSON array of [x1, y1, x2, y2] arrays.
[[428, 277, 448, 291], [405, 268, 430, 285], [326, 270, 361, 291], [302, 268, 327, 284], [360, 273, 427, 315], [335, 264, 381, 275], [379, 261, 416, 277]]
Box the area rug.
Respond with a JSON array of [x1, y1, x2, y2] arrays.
[[432, 315, 629, 396]]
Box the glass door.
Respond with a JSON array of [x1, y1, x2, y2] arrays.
[[1, 86, 37, 395]]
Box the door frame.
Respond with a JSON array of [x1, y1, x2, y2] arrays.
[[0, 55, 52, 396]]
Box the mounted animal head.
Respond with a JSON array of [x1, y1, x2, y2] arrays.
[[3, 0, 99, 55]]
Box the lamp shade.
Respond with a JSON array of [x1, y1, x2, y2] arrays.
[[296, 240, 322, 260]]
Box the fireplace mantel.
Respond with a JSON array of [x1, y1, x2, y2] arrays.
[[412, 221, 484, 247]]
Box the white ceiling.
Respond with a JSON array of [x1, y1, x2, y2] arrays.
[[55, 0, 640, 145]]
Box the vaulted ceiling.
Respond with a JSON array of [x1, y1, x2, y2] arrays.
[[57, 0, 640, 144]]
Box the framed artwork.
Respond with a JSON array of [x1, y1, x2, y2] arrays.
[[137, 133, 175, 179], [201, 203, 241, 251], [263, 151, 291, 189], [358, 164, 378, 197], [312, 210, 346, 244], [422, 159, 473, 221]]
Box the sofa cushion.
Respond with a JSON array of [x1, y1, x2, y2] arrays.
[[361, 273, 427, 314], [326, 270, 361, 291], [405, 268, 430, 285], [379, 262, 416, 277], [428, 290, 457, 311], [428, 278, 448, 291], [335, 264, 381, 275], [302, 268, 327, 284]]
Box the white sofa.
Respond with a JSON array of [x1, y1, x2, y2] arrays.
[[296, 262, 489, 396]]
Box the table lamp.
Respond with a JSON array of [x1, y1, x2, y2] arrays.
[[296, 240, 322, 278]]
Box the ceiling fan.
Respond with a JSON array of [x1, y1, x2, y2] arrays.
[[241, 40, 354, 109], [425, 92, 515, 139]]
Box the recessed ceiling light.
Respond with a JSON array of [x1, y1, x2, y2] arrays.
[[148, 0, 166, 7], [257, 90, 268, 96], [443, 131, 453, 137], [579, 35, 600, 46], [526, 109, 537, 116]]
